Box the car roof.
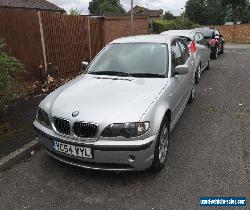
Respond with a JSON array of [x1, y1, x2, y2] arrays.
[[161, 30, 198, 39], [195, 27, 216, 37], [111, 34, 178, 44], [196, 27, 217, 30]]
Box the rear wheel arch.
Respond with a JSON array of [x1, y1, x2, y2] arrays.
[[165, 109, 171, 123], [195, 62, 202, 84]]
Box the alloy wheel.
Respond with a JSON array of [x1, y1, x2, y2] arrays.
[[197, 65, 201, 81], [190, 81, 195, 101], [158, 124, 169, 164], [191, 82, 195, 99], [216, 47, 219, 58]]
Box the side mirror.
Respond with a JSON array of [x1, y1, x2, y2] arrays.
[[174, 65, 189, 76], [81, 61, 89, 72]]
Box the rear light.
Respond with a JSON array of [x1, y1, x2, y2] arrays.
[[209, 39, 218, 47], [189, 40, 197, 53]]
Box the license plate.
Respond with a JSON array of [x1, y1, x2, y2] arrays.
[[52, 140, 93, 159]]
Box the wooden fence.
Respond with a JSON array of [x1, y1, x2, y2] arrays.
[[0, 9, 105, 80], [40, 12, 105, 76], [0, 8, 105, 80], [0, 8, 149, 80], [0, 9, 44, 79]]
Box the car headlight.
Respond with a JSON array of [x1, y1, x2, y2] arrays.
[[37, 108, 50, 126], [101, 122, 150, 138]]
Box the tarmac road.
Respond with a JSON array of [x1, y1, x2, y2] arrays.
[[0, 44, 249, 210]]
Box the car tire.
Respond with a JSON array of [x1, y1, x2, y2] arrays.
[[220, 44, 224, 54], [205, 60, 210, 70], [188, 82, 195, 103], [195, 64, 201, 84], [211, 46, 219, 59], [150, 116, 170, 172]]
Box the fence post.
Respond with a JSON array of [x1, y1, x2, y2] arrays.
[[87, 16, 92, 61], [37, 11, 47, 72]]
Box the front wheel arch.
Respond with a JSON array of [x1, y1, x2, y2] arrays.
[[165, 109, 171, 124], [150, 115, 171, 172]]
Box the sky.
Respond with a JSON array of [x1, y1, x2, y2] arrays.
[[48, 0, 187, 16]]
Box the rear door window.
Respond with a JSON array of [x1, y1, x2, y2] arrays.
[[178, 39, 190, 62], [215, 29, 220, 36], [171, 41, 182, 65], [194, 33, 203, 45], [195, 32, 207, 46], [171, 41, 182, 76]]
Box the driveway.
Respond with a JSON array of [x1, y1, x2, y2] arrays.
[[0, 44, 249, 210], [224, 43, 250, 50]]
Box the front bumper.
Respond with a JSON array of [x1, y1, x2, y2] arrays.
[[33, 120, 157, 171]]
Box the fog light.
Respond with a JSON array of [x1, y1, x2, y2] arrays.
[[128, 155, 135, 163]]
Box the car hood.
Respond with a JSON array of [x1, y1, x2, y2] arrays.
[[40, 74, 168, 124]]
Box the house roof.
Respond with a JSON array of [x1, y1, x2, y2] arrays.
[[129, 5, 163, 17], [0, 0, 65, 12]]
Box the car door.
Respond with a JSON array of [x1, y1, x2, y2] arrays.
[[168, 39, 194, 125], [199, 32, 210, 67], [178, 39, 194, 90], [194, 32, 209, 69]]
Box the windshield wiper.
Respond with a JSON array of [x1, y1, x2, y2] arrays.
[[88, 71, 131, 77], [88, 71, 165, 78], [129, 73, 165, 78]]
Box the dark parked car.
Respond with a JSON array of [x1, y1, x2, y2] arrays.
[[196, 27, 225, 59]]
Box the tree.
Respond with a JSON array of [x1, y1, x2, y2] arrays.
[[163, 11, 175, 20], [241, 1, 250, 23], [185, 0, 225, 25], [225, 7, 233, 22], [88, 0, 126, 15], [69, 8, 82, 15], [222, 0, 248, 23], [206, 0, 226, 25], [185, 0, 207, 24]]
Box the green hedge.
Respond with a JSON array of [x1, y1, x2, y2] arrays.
[[152, 18, 200, 34], [0, 38, 24, 91]]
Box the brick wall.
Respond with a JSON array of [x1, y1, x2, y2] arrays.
[[104, 16, 149, 44], [216, 24, 250, 43]]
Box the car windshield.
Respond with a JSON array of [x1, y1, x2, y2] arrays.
[[87, 43, 168, 77]]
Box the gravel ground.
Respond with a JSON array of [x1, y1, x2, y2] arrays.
[[0, 44, 249, 210]]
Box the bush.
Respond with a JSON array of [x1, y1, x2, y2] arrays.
[[152, 20, 176, 34], [152, 18, 200, 34], [0, 38, 24, 92]]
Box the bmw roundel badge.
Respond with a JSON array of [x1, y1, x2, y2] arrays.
[[72, 111, 79, 117]]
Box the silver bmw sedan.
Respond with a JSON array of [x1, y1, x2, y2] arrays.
[[33, 34, 195, 172], [161, 29, 211, 84]]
